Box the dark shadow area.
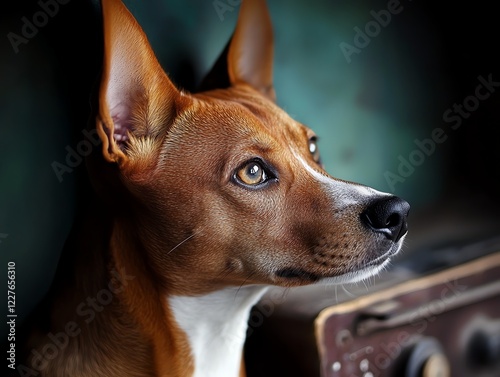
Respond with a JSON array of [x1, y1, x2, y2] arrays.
[[1, 1, 499, 376]]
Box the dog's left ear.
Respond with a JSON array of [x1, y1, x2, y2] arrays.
[[96, 0, 188, 168], [200, 0, 275, 101]]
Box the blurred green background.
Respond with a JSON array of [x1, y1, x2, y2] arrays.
[[1, 0, 499, 341]]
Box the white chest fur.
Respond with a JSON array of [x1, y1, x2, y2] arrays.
[[168, 286, 268, 377]]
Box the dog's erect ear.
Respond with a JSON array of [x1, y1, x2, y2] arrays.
[[200, 0, 275, 101], [97, 0, 187, 166]]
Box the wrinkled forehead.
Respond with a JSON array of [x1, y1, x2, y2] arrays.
[[190, 87, 312, 147]]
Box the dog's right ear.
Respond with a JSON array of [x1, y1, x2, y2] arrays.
[[97, 0, 188, 169], [200, 0, 275, 100]]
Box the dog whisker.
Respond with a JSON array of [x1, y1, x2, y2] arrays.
[[215, 263, 236, 282], [167, 231, 199, 255], [341, 284, 357, 298], [234, 273, 257, 300]]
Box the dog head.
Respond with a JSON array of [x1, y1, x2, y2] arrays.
[[90, 0, 409, 295]]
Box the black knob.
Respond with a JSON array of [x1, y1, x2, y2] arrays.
[[405, 337, 450, 377], [467, 318, 500, 367]]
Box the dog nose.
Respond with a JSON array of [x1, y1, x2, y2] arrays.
[[361, 196, 410, 242]]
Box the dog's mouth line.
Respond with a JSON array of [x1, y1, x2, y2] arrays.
[[276, 245, 401, 282], [366, 248, 398, 266], [275, 268, 320, 282]]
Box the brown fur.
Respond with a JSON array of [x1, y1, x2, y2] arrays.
[[13, 0, 408, 376]]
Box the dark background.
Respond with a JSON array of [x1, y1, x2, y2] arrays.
[[1, 0, 499, 350]]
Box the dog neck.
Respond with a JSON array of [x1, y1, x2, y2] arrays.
[[37, 199, 268, 377], [169, 286, 268, 377]]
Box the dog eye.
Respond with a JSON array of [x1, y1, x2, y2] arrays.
[[309, 136, 321, 164], [236, 161, 268, 186]]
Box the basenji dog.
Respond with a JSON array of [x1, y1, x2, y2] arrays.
[[13, 0, 409, 376]]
